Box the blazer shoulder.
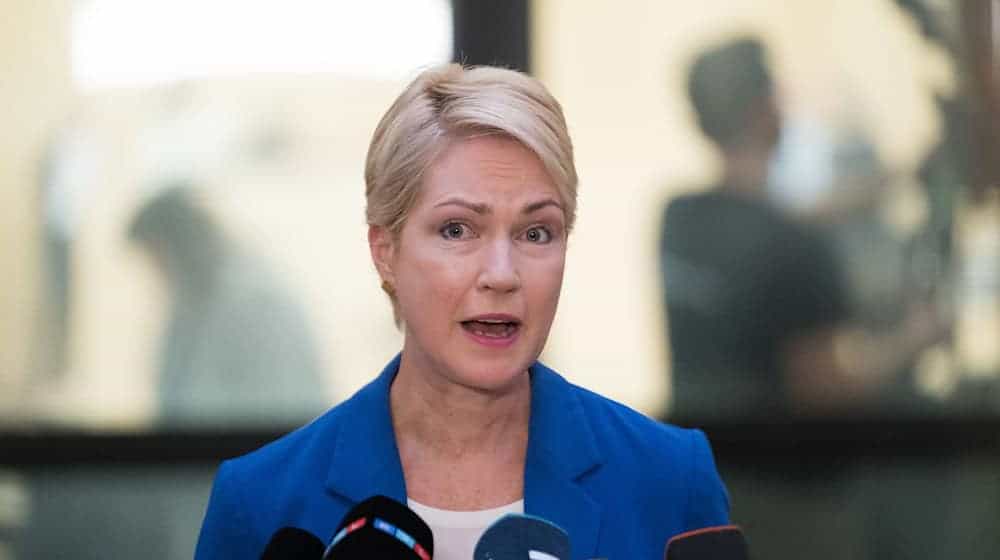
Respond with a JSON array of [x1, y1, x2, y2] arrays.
[[569, 381, 694, 453], [568, 382, 731, 529], [195, 404, 349, 559], [205, 405, 347, 511]]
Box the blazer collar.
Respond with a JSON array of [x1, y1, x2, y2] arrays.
[[525, 361, 604, 558], [324, 355, 605, 557]]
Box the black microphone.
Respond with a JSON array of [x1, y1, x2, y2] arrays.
[[664, 525, 748, 560], [260, 527, 325, 559], [322, 495, 434, 560], [474, 513, 571, 560]]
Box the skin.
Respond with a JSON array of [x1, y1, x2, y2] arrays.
[[369, 134, 568, 509]]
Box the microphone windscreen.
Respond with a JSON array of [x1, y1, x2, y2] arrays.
[[323, 495, 433, 560], [260, 527, 325, 559], [474, 513, 571, 560], [664, 525, 748, 560]]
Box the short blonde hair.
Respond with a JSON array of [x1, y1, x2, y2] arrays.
[[365, 63, 578, 236]]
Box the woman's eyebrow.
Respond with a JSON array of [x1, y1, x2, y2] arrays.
[[433, 197, 490, 214], [522, 199, 562, 214]]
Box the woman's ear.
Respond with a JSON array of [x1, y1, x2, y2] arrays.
[[368, 225, 395, 284]]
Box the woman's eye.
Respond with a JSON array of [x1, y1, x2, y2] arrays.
[[440, 222, 470, 240], [523, 226, 552, 244]]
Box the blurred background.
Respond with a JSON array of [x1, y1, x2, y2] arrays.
[[2, 0, 999, 558]]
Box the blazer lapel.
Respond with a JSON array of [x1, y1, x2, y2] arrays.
[[324, 355, 407, 504], [525, 362, 604, 559]]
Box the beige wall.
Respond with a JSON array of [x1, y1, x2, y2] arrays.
[[0, 0, 75, 415]]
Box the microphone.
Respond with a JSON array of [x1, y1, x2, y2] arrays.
[[474, 513, 571, 560], [323, 495, 434, 560], [260, 527, 325, 559], [664, 525, 748, 560]]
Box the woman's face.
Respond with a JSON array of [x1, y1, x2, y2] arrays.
[[373, 135, 567, 393]]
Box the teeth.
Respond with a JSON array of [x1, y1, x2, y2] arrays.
[[474, 327, 511, 337], [465, 320, 517, 338]]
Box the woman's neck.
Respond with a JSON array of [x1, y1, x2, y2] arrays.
[[389, 355, 531, 459], [389, 352, 531, 509]]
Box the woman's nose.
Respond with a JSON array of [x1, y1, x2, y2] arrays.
[[477, 239, 521, 293]]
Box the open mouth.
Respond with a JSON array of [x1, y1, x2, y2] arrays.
[[460, 319, 520, 339]]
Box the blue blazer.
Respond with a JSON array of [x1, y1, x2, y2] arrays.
[[195, 355, 729, 559]]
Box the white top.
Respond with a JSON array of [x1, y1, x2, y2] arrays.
[[407, 498, 524, 560]]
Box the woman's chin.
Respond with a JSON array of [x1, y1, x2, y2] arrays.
[[451, 357, 533, 393], [402, 332, 541, 393]]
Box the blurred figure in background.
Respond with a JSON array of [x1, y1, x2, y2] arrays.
[[128, 186, 327, 427], [659, 36, 948, 420], [660, 33, 965, 560]]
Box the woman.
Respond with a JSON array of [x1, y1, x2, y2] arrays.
[[195, 64, 729, 560]]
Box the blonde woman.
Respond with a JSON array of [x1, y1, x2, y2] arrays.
[[196, 64, 730, 560]]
